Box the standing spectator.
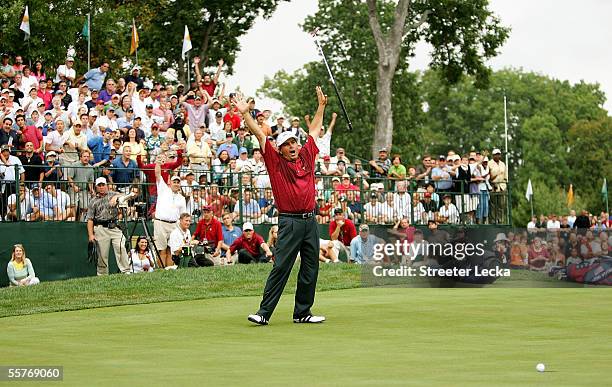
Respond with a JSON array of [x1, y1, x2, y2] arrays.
[[32, 61, 46, 83], [187, 128, 212, 169], [573, 210, 591, 232], [12, 56, 25, 76], [0, 145, 25, 220], [232, 127, 254, 156], [229, 222, 273, 264], [270, 115, 284, 139], [110, 145, 138, 192], [7, 244, 40, 286], [66, 149, 95, 221], [233, 188, 261, 223], [0, 117, 22, 149], [0, 54, 15, 79], [415, 154, 433, 188], [438, 194, 460, 224], [124, 66, 144, 90], [80, 62, 109, 91], [369, 147, 391, 179], [54, 57, 76, 86], [15, 114, 41, 153], [19, 141, 43, 186], [60, 121, 88, 166], [37, 81, 52, 109], [193, 57, 224, 97], [153, 161, 186, 268], [182, 95, 209, 133], [387, 154, 407, 183], [431, 155, 453, 193]]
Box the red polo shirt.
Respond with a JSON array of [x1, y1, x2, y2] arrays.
[[329, 219, 357, 246], [264, 135, 318, 213], [193, 217, 223, 245], [223, 112, 241, 130], [205, 193, 230, 217], [230, 233, 265, 256], [21, 126, 43, 153]]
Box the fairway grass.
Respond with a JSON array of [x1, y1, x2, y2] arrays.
[[0, 264, 573, 318], [1, 288, 610, 386]]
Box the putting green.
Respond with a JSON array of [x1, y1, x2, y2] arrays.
[[2, 288, 611, 386]]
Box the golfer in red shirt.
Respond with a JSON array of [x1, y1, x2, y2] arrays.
[[233, 87, 328, 325]]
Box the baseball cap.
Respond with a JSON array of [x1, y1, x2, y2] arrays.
[[333, 208, 343, 215], [323, 155, 331, 161], [146, 104, 153, 109], [104, 128, 114, 133], [170, 175, 181, 182], [492, 148, 502, 155], [439, 155, 446, 160], [91, 89, 99, 93], [424, 192, 432, 198], [290, 116, 299, 122], [276, 115, 285, 120], [239, 147, 247, 154], [66, 56, 74, 62], [242, 222, 254, 231], [95, 177, 107, 186], [215, 111, 222, 117], [202, 205, 212, 211], [132, 65, 140, 72], [342, 174, 350, 179], [256, 112, 265, 118], [225, 132, 233, 138], [54, 90, 64, 95], [359, 224, 369, 232], [332, 177, 341, 182], [379, 147, 388, 153], [0, 145, 10, 152], [46, 151, 57, 157], [89, 110, 99, 117]]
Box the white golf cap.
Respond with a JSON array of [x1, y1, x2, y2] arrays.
[[276, 130, 300, 146], [492, 148, 501, 155], [95, 177, 107, 185], [170, 175, 181, 182], [66, 56, 74, 62], [242, 222, 254, 231]]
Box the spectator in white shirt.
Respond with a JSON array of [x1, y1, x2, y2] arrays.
[[438, 194, 460, 224], [363, 192, 385, 223], [54, 57, 77, 86]]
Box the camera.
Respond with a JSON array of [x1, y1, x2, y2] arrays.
[[181, 246, 192, 257], [192, 209, 201, 217], [135, 202, 147, 217]]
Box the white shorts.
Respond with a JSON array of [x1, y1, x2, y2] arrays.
[[153, 219, 177, 250]]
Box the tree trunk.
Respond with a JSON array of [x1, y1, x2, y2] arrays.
[[373, 68, 394, 158]]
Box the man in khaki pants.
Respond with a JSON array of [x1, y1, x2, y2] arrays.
[[87, 176, 131, 275]]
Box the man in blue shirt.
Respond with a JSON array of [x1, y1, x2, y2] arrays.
[[216, 132, 239, 159], [110, 145, 138, 191], [431, 155, 453, 192], [81, 62, 109, 91], [221, 212, 242, 260], [350, 224, 384, 264], [88, 128, 113, 164]]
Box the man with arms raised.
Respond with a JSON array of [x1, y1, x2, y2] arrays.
[[233, 87, 327, 325]]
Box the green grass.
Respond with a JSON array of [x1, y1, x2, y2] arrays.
[[0, 264, 574, 318], [2, 288, 611, 386]]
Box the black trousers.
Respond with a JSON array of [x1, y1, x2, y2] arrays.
[[238, 249, 268, 264], [257, 215, 320, 320]]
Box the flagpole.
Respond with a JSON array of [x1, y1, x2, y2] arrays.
[[87, 13, 91, 71], [504, 95, 509, 182], [187, 54, 190, 88], [530, 198, 534, 219]]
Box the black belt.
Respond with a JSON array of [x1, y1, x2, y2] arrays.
[[279, 210, 315, 219], [94, 220, 116, 228], [155, 218, 177, 224]]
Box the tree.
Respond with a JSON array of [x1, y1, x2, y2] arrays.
[[0, 0, 284, 84], [356, 0, 508, 156]]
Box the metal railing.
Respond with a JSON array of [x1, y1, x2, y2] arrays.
[[0, 163, 511, 226]]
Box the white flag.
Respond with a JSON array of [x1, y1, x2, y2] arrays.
[[182, 25, 192, 60], [525, 179, 533, 202], [20, 6, 30, 40]]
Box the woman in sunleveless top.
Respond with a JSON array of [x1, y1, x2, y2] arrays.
[[129, 236, 155, 273], [7, 244, 40, 287]]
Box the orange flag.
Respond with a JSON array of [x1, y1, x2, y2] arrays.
[[130, 19, 139, 55], [567, 184, 574, 207]]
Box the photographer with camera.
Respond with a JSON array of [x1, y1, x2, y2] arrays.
[[168, 212, 198, 267], [86, 176, 130, 275], [193, 205, 224, 265]]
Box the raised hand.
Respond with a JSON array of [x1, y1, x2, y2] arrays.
[[231, 94, 249, 114], [332, 112, 337, 119], [316, 86, 327, 107]]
